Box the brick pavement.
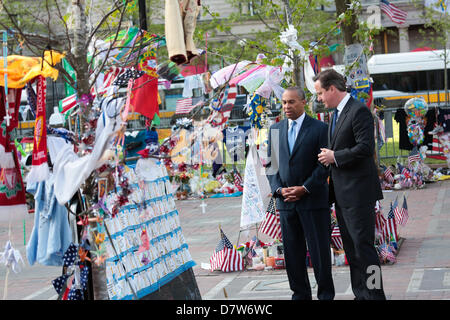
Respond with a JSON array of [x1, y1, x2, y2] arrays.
[[0, 179, 449, 300], [177, 179, 450, 300]]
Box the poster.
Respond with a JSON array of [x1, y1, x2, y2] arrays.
[[240, 144, 271, 228]]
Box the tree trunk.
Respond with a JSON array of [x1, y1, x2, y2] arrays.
[[282, 0, 304, 87], [334, 0, 359, 46], [72, 0, 89, 133]]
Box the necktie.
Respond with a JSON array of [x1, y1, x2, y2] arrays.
[[331, 109, 339, 136], [288, 121, 297, 153]]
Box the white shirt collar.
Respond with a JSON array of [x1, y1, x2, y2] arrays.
[[336, 93, 351, 114], [288, 112, 306, 128]]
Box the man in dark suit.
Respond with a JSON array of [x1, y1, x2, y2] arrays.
[[315, 69, 386, 300], [266, 87, 334, 300]]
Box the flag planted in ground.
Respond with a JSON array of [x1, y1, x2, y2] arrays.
[[375, 206, 387, 244], [408, 148, 421, 169], [397, 162, 410, 179], [233, 169, 243, 187], [382, 165, 394, 183], [385, 201, 399, 243], [210, 228, 244, 272], [258, 197, 282, 240], [331, 225, 344, 250], [395, 195, 409, 226]]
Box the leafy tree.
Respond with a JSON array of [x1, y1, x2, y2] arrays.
[[416, 0, 449, 103], [197, 0, 338, 87]]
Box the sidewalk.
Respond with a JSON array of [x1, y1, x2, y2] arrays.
[[177, 179, 450, 300], [0, 179, 448, 300]]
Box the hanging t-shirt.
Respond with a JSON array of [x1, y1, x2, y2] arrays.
[[26, 174, 72, 266], [394, 108, 414, 150], [438, 108, 450, 132]]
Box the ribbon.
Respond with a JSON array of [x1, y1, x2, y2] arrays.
[[279, 25, 306, 55], [255, 66, 284, 100]]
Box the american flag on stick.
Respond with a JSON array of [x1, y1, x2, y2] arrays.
[[331, 225, 344, 250], [382, 165, 394, 183], [375, 208, 387, 244], [397, 163, 410, 179], [233, 169, 243, 187], [384, 202, 399, 243], [408, 148, 421, 169], [258, 197, 282, 240], [380, 0, 408, 24], [210, 228, 244, 272], [394, 195, 409, 226]]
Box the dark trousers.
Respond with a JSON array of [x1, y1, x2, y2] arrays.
[[334, 202, 386, 300], [279, 207, 335, 300]]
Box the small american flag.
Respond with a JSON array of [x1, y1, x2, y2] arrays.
[[378, 243, 396, 262], [395, 195, 409, 226], [408, 148, 421, 169], [233, 169, 243, 187], [384, 202, 399, 243], [175, 97, 194, 114], [259, 197, 282, 240], [331, 225, 344, 250], [382, 165, 394, 183], [380, 0, 407, 24], [397, 163, 410, 179], [210, 228, 244, 272], [375, 208, 387, 244]]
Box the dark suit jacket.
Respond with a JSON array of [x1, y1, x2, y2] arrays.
[[328, 96, 383, 207], [266, 114, 329, 211]]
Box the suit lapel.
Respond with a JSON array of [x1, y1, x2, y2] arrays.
[[280, 119, 289, 158], [290, 115, 311, 158], [331, 98, 352, 147]]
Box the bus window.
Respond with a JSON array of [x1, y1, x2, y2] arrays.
[[427, 70, 444, 91], [417, 71, 427, 92], [372, 74, 392, 91]]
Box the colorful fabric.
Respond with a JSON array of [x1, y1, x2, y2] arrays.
[[0, 50, 64, 88], [0, 86, 27, 215], [247, 93, 267, 129], [27, 76, 49, 184], [26, 176, 72, 266], [129, 69, 159, 120], [113, 68, 145, 87]]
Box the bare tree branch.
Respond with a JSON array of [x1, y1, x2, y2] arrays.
[[88, 0, 130, 91], [53, 0, 73, 54]]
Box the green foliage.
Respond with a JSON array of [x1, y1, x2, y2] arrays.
[[196, 0, 337, 72]]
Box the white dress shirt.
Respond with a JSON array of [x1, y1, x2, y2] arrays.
[[335, 93, 351, 122], [333, 93, 351, 167], [288, 112, 306, 142]]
